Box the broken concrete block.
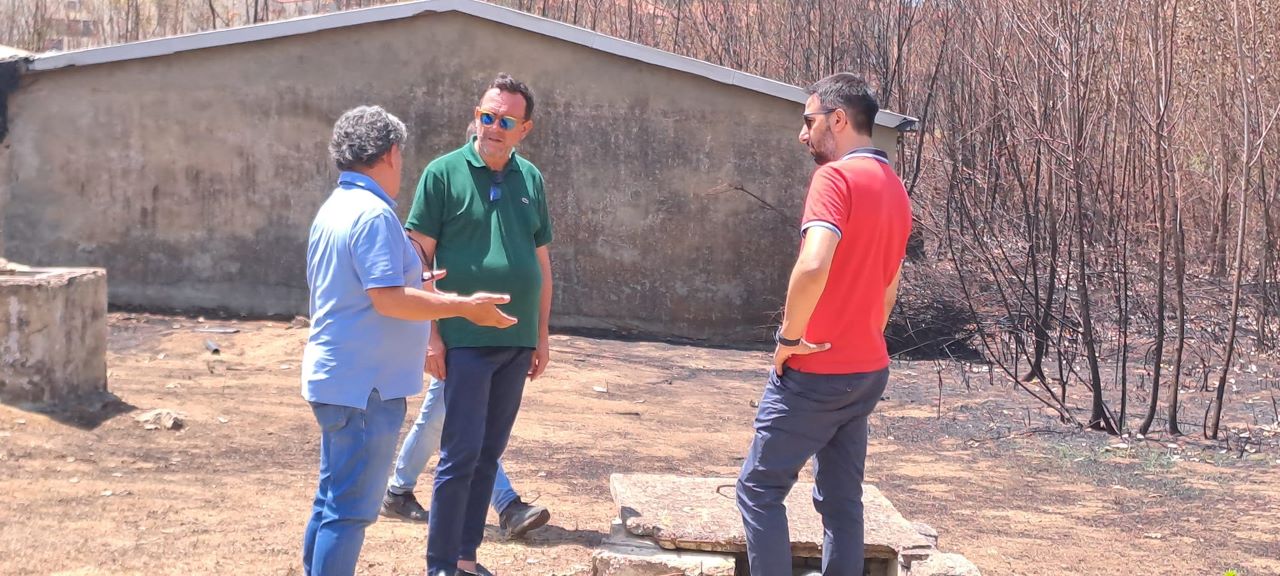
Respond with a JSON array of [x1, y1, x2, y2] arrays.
[[0, 267, 107, 405], [610, 474, 931, 559], [911, 521, 939, 547], [906, 553, 981, 576], [593, 518, 737, 576], [898, 544, 936, 567], [135, 408, 185, 430]]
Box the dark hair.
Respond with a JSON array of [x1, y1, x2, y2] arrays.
[[484, 73, 535, 120], [806, 73, 878, 136]]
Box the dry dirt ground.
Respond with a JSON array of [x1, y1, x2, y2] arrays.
[[1, 313, 1278, 575]]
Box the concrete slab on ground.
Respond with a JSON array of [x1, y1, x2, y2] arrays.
[[610, 474, 931, 559], [592, 518, 737, 576]]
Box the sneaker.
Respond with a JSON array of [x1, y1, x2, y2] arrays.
[[380, 490, 429, 522], [498, 498, 550, 538]]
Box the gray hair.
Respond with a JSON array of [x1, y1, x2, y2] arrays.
[[328, 105, 406, 171]]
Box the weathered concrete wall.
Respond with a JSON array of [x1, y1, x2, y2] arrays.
[[0, 268, 108, 405], [0, 133, 8, 259], [3, 13, 830, 342], [0, 58, 15, 259]]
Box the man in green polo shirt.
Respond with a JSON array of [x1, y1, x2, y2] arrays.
[[414, 74, 554, 576]]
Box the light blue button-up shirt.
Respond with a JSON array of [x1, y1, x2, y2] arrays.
[[301, 171, 429, 409]]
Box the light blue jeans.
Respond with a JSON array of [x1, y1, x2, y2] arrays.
[[387, 376, 520, 514], [304, 388, 406, 576]]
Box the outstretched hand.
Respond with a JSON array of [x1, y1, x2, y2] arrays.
[[466, 292, 517, 329]]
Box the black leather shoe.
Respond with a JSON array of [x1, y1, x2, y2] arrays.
[[380, 490, 429, 522], [498, 498, 550, 538]]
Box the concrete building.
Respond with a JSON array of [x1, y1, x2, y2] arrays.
[[0, 0, 916, 343]]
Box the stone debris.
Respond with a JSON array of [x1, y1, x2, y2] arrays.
[[135, 409, 185, 430]]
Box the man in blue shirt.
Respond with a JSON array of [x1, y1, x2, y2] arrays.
[[300, 105, 516, 576]]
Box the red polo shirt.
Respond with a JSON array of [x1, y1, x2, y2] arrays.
[[788, 149, 912, 375]]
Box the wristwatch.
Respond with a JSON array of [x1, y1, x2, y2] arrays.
[[775, 328, 802, 347]]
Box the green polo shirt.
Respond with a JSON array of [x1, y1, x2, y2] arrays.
[[406, 138, 553, 348]]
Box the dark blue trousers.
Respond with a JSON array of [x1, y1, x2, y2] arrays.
[[737, 367, 888, 576], [426, 346, 533, 570]]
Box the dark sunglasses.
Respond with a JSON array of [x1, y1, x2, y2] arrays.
[[476, 109, 523, 131]]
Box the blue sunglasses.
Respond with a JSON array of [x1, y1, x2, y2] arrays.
[[477, 109, 522, 131]]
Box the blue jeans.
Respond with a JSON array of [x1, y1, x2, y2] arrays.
[[303, 388, 407, 576], [737, 367, 888, 576], [387, 375, 521, 513], [427, 347, 533, 570]]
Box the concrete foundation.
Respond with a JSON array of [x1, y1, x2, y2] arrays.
[[593, 518, 737, 576], [0, 266, 107, 405], [605, 474, 980, 576]]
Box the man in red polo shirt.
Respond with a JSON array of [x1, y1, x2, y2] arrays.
[[736, 73, 911, 576]]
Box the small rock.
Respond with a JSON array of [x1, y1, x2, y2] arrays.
[[15, 419, 26, 425], [1144, 532, 1163, 540], [909, 552, 981, 576], [165, 382, 181, 389], [157, 353, 167, 360], [101, 490, 113, 497], [592, 386, 608, 393], [111, 472, 123, 477], [69, 477, 80, 484], [217, 417, 229, 424], [279, 364, 293, 370], [135, 409, 185, 431], [290, 315, 311, 329], [65, 456, 76, 463], [194, 327, 239, 334]]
